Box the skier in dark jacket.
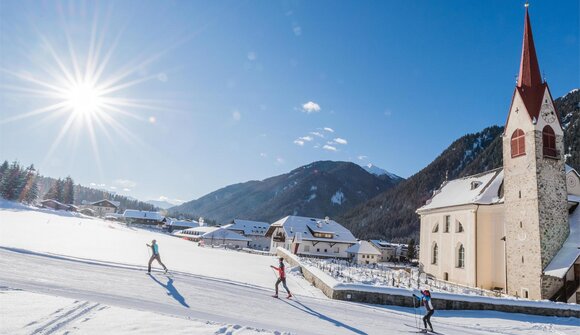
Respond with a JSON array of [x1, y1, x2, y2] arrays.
[[146, 239, 168, 273], [270, 257, 292, 298], [413, 289, 435, 333]]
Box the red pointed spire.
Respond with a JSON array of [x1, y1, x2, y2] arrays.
[[515, 5, 547, 121], [517, 6, 542, 88]]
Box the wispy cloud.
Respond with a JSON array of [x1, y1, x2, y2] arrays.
[[123, 188, 131, 192], [293, 25, 302, 36], [247, 51, 257, 61], [299, 136, 313, 142], [260, 153, 268, 158], [232, 110, 242, 121], [323, 144, 337, 152], [294, 139, 305, 146], [333, 138, 348, 145], [358, 155, 368, 161], [323, 127, 334, 133], [310, 131, 324, 138], [276, 157, 285, 164], [302, 101, 321, 113]]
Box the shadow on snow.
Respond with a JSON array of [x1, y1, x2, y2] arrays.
[[147, 274, 190, 308]]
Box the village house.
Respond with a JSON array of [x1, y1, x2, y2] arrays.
[[123, 209, 165, 225], [223, 219, 271, 250], [85, 199, 120, 217], [417, 7, 580, 303], [369, 240, 410, 262], [346, 241, 382, 265], [164, 218, 200, 233], [265, 215, 357, 258], [174, 226, 250, 249], [40, 199, 76, 211]]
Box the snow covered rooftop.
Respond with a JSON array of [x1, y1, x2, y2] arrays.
[[181, 226, 251, 241], [369, 240, 407, 249], [90, 199, 120, 208], [418, 169, 504, 212], [223, 219, 270, 236], [267, 215, 357, 244], [166, 219, 199, 229], [123, 210, 164, 221], [544, 195, 580, 278], [346, 241, 381, 255]]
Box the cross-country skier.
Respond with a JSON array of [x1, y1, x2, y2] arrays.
[[146, 239, 168, 274], [413, 289, 435, 333], [270, 257, 292, 299]]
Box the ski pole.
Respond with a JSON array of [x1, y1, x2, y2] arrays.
[[413, 293, 418, 329]]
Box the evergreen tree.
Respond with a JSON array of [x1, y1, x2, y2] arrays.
[[0, 161, 22, 200], [0, 160, 9, 180], [20, 165, 39, 204], [44, 178, 61, 201], [407, 238, 416, 260], [62, 176, 74, 204]]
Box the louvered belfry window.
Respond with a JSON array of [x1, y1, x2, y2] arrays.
[[511, 129, 526, 158], [542, 126, 557, 158]]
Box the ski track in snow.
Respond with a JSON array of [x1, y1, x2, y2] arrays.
[[0, 247, 578, 335]]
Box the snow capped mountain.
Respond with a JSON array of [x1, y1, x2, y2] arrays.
[[362, 163, 403, 180], [146, 199, 180, 209], [171, 161, 403, 223]]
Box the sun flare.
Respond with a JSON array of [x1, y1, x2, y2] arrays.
[[64, 81, 104, 116]]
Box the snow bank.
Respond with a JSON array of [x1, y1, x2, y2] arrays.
[[0, 201, 322, 298]]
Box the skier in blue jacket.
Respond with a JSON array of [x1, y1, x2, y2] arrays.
[[413, 289, 435, 333], [146, 239, 168, 273]]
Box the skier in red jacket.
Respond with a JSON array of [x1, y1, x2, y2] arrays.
[[270, 257, 292, 298]]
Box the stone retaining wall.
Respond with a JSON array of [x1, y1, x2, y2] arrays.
[[277, 249, 579, 318]]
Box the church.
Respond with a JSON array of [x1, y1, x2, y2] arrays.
[[417, 6, 580, 303]]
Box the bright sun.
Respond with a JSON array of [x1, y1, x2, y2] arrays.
[[64, 81, 104, 116]]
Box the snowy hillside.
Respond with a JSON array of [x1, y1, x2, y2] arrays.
[[1, 201, 578, 334]]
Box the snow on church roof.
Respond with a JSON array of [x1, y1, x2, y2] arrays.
[[417, 169, 504, 212], [346, 241, 382, 255], [544, 195, 580, 278]]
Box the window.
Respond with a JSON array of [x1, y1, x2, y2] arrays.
[[456, 221, 464, 233], [511, 129, 526, 158], [522, 289, 529, 299], [317, 248, 320, 252], [334, 247, 340, 253], [542, 126, 557, 158], [324, 249, 328, 253], [444, 216, 450, 233], [456, 244, 465, 268], [432, 223, 439, 233], [432, 243, 438, 265], [443, 272, 448, 281]]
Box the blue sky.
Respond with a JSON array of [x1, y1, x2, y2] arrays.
[[0, 0, 578, 203]]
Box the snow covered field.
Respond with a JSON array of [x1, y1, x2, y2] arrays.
[[1, 201, 579, 334]]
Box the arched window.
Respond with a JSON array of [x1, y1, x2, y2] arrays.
[[432, 223, 439, 233], [456, 221, 464, 233], [542, 126, 557, 158], [511, 129, 526, 158], [432, 243, 438, 265], [456, 244, 465, 268]]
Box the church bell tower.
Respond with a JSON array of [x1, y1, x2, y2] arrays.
[[502, 5, 569, 300]]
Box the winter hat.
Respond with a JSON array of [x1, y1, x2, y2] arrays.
[[424, 290, 431, 296]]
